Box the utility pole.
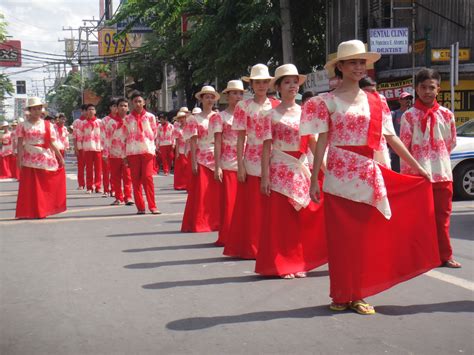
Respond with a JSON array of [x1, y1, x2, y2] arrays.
[[280, 0, 294, 64]]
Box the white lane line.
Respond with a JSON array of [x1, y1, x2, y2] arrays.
[[425, 270, 474, 291], [0, 178, 17, 183], [66, 173, 78, 180]]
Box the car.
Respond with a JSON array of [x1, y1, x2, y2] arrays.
[[451, 119, 474, 200]]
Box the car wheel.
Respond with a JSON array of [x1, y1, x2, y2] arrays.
[[453, 162, 474, 200]]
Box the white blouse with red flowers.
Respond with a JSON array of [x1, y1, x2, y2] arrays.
[[17, 120, 59, 171], [1, 131, 13, 156], [81, 118, 102, 152], [183, 112, 215, 171], [209, 110, 238, 171], [300, 91, 396, 218], [231, 98, 274, 177], [100, 116, 113, 151], [54, 124, 70, 151], [156, 122, 175, 147], [262, 107, 312, 210], [400, 105, 456, 182], [172, 122, 186, 155], [72, 117, 85, 149], [104, 117, 128, 159], [124, 110, 157, 156]]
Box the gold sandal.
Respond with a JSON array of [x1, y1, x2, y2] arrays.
[[329, 302, 349, 311], [350, 300, 376, 315]]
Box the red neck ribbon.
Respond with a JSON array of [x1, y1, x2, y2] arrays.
[[86, 116, 97, 130], [414, 98, 440, 148], [114, 114, 124, 129], [365, 91, 383, 150], [132, 110, 146, 133]]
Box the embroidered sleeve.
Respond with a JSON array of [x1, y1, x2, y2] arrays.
[[232, 101, 247, 131], [183, 116, 198, 141], [449, 112, 457, 152], [381, 95, 396, 136], [17, 123, 24, 138], [400, 111, 413, 150], [155, 125, 162, 146], [149, 115, 157, 138], [261, 110, 273, 141], [209, 112, 223, 135], [50, 124, 58, 142], [300, 96, 330, 136]]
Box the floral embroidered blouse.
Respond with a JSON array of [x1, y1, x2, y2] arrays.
[[81, 117, 102, 152], [1, 131, 13, 156], [183, 112, 215, 171], [17, 120, 59, 171], [124, 110, 157, 156], [172, 122, 186, 155], [72, 117, 85, 150], [232, 98, 274, 177], [104, 116, 128, 159], [209, 110, 238, 171], [100, 116, 113, 151], [300, 91, 396, 218], [54, 124, 70, 151], [156, 122, 175, 147], [400, 105, 456, 182]]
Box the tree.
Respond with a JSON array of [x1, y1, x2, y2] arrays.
[[0, 12, 14, 105], [46, 72, 82, 124]]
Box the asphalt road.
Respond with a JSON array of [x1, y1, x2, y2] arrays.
[[1, 158, 473, 355]]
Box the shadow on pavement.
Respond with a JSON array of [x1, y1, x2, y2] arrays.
[[124, 257, 231, 269], [163, 219, 182, 224], [166, 305, 333, 331], [376, 300, 474, 315], [123, 242, 217, 252], [109, 230, 183, 237]]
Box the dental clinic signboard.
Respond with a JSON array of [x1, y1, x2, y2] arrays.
[[368, 28, 409, 55]]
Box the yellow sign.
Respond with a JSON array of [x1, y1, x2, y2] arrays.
[[431, 48, 471, 62], [439, 80, 474, 125], [414, 40, 426, 54], [98, 29, 135, 56]]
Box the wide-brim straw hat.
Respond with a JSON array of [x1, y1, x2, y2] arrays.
[[241, 63, 273, 82], [270, 64, 306, 90], [26, 97, 46, 108], [195, 85, 220, 101], [178, 106, 190, 113], [174, 111, 187, 120], [191, 107, 202, 115], [0, 121, 8, 127], [324, 40, 381, 72], [11, 120, 18, 126], [222, 80, 246, 94]]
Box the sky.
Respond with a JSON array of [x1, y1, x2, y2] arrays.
[[1, 0, 103, 118]]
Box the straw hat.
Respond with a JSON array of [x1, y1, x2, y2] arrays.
[[26, 97, 46, 108], [0, 121, 8, 127], [222, 80, 246, 94], [270, 64, 306, 90], [174, 111, 187, 120], [18, 117, 25, 123], [195, 85, 220, 101], [178, 106, 190, 113], [11, 120, 18, 126], [241, 64, 273, 82], [191, 107, 202, 115], [324, 40, 381, 72]]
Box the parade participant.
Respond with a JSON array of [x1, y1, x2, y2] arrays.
[[0, 121, 12, 179], [100, 99, 118, 197], [10, 120, 20, 179], [303, 40, 440, 315], [210, 80, 244, 246], [223, 64, 279, 259], [390, 92, 413, 172], [257, 64, 327, 278], [181, 86, 221, 232], [124, 91, 160, 214], [15, 97, 66, 219], [104, 97, 134, 206], [82, 104, 103, 194], [172, 111, 188, 190], [359, 76, 377, 93], [55, 113, 70, 157], [400, 68, 461, 268], [156, 113, 175, 175], [72, 104, 87, 189]]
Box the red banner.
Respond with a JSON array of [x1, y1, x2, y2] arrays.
[[0, 40, 22, 67]]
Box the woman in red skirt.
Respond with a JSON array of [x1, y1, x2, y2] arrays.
[[257, 64, 327, 278], [223, 64, 280, 259], [210, 80, 244, 246], [181, 86, 221, 232], [303, 40, 440, 315], [15, 97, 66, 219], [172, 110, 189, 190], [0, 121, 13, 179]]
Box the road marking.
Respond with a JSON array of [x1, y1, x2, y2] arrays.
[[425, 270, 474, 291], [66, 173, 78, 180]]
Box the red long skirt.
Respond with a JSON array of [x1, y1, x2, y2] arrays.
[[255, 187, 327, 276], [9, 155, 19, 179], [181, 164, 221, 232], [15, 166, 67, 219], [173, 153, 188, 190], [215, 170, 238, 246], [223, 175, 267, 259], [0, 155, 12, 178], [325, 166, 440, 303]]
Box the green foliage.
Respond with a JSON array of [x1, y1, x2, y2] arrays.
[[46, 72, 82, 124], [0, 12, 14, 103]]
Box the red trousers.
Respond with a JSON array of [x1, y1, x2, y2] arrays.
[[77, 149, 85, 188], [109, 157, 132, 202], [9, 155, 19, 179], [433, 181, 454, 262], [159, 145, 173, 174], [127, 154, 157, 212], [174, 153, 188, 190], [84, 150, 102, 191], [102, 157, 111, 193]]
